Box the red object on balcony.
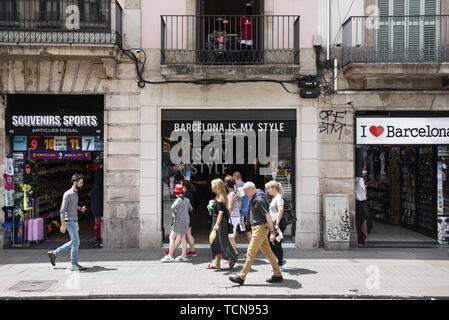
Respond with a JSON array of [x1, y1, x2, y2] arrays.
[[239, 16, 252, 41]]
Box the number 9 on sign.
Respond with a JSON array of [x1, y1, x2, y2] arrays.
[[82, 136, 95, 151]]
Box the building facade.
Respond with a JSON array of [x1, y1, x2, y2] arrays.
[[1, 0, 448, 250]]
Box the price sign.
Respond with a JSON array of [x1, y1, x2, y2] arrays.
[[82, 136, 95, 151], [68, 136, 82, 151], [28, 136, 43, 151], [43, 137, 55, 151]]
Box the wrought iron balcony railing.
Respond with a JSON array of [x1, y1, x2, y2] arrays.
[[0, 0, 122, 46], [161, 15, 300, 66], [342, 15, 449, 67]]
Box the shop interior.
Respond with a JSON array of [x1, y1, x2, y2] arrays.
[[162, 124, 295, 245], [2, 95, 104, 250], [357, 144, 449, 245]]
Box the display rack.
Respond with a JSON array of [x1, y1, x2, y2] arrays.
[[401, 146, 417, 226]]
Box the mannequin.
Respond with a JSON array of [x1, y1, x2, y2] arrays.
[[239, 2, 254, 62]]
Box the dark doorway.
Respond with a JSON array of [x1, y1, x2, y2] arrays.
[[197, 0, 264, 16]]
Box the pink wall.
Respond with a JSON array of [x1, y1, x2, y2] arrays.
[[141, 0, 318, 49], [274, 0, 318, 48]]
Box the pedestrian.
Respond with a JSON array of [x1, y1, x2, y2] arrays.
[[161, 184, 192, 262], [47, 174, 88, 271], [224, 175, 240, 256], [232, 171, 252, 242], [265, 180, 287, 271], [163, 180, 197, 257], [207, 178, 238, 270], [89, 159, 103, 248], [229, 182, 283, 285]]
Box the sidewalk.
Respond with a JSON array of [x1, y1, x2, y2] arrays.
[[0, 247, 448, 299]]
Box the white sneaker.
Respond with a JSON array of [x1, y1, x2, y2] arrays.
[[175, 255, 189, 262], [161, 255, 175, 263]]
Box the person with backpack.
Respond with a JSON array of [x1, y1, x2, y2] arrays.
[[224, 175, 241, 256], [265, 180, 288, 271]]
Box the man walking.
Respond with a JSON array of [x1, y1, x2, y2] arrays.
[[48, 174, 87, 271], [229, 182, 283, 285], [232, 171, 252, 243]]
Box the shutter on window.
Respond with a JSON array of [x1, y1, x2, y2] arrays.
[[408, 0, 422, 59], [377, 0, 391, 61], [393, 0, 406, 61], [424, 0, 438, 60]]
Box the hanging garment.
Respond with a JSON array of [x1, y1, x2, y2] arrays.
[[22, 184, 32, 211], [3, 174, 14, 190], [4, 158, 14, 176]]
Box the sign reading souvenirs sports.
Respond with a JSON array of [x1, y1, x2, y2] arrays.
[[6, 114, 103, 136], [356, 118, 449, 145]]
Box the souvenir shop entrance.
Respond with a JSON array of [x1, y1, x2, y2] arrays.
[[2, 95, 104, 249], [161, 109, 297, 244], [355, 112, 449, 246]]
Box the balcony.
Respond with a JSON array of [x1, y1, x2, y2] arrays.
[[0, 0, 122, 46], [341, 15, 449, 89], [160, 15, 300, 78]]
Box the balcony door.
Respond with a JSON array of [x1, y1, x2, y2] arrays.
[[376, 0, 440, 62]]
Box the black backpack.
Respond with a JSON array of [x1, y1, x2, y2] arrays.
[[280, 195, 297, 227]]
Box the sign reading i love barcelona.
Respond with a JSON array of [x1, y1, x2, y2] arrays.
[[356, 117, 449, 145]]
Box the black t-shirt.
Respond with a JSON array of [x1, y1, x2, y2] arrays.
[[212, 200, 228, 218], [249, 191, 269, 226]]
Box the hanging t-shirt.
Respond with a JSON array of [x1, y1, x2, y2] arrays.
[[3, 174, 14, 190], [4, 158, 14, 176], [23, 163, 33, 184], [239, 16, 253, 44], [2, 206, 14, 222], [3, 189, 15, 207]]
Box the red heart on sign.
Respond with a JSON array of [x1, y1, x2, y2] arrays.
[[369, 126, 384, 137]]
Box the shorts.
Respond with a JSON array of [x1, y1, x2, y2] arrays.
[[188, 211, 194, 228], [228, 217, 240, 238], [236, 216, 251, 233]]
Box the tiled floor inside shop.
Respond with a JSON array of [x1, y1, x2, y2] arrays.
[[367, 220, 436, 243]]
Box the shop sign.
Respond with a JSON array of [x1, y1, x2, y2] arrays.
[[13, 136, 27, 151], [356, 118, 449, 145], [6, 113, 103, 136]]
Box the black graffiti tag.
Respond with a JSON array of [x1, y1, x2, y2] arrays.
[[319, 110, 347, 140]]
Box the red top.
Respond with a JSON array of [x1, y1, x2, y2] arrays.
[[239, 16, 253, 41]]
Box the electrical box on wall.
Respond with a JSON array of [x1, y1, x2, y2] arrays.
[[300, 89, 320, 98]]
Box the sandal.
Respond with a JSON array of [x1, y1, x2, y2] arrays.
[[207, 264, 221, 270], [229, 262, 236, 269]]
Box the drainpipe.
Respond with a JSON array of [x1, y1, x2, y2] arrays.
[[327, 0, 330, 61]]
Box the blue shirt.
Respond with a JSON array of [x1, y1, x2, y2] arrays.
[[238, 181, 250, 217]]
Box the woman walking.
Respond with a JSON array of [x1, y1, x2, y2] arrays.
[[208, 178, 238, 270], [265, 181, 287, 271], [161, 184, 192, 262], [224, 175, 241, 256]]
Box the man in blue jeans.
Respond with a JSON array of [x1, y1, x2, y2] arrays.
[[233, 171, 252, 243], [48, 174, 87, 271]]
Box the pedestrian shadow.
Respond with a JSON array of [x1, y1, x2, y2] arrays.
[[52, 266, 117, 273], [229, 279, 302, 290], [82, 266, 118, 273], [282, 268, 318, 276]]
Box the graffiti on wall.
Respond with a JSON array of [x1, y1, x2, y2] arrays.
[[319, 110, 347, 140], [327, 209, 350, 241]]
